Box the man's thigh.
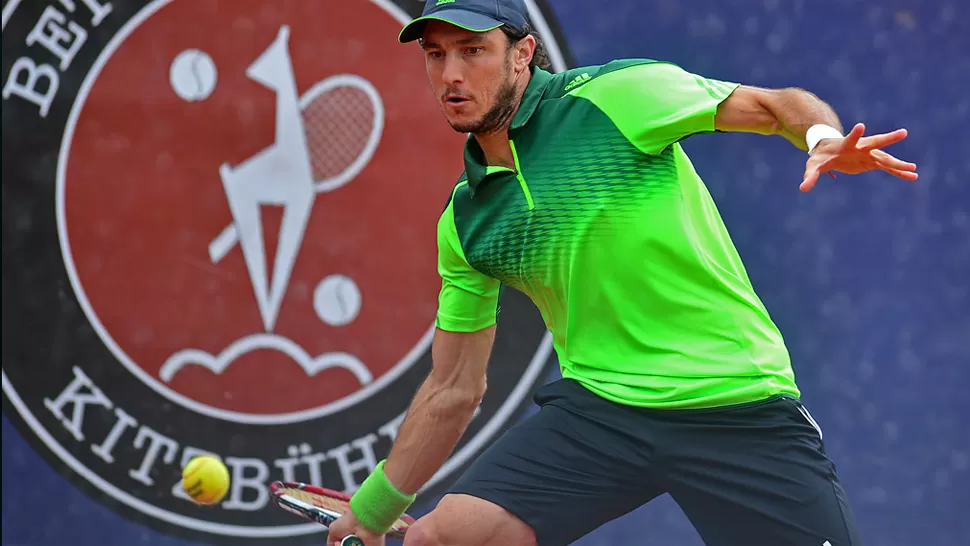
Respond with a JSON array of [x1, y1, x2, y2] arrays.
[[403, 493, 536, 546], [663, 396, 863, 546], [447, 380, 666, 546]]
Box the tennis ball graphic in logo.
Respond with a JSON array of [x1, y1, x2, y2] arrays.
[[169, 48, 217, 101], [314, 274, 362, 327]]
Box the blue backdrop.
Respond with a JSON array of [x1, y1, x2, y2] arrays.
[[3, 0, 968, 545]]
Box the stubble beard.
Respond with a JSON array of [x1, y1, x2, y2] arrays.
[[447, 68, 519, 135]]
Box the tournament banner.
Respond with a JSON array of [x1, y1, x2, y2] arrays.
[[1, 0, 572, 543]]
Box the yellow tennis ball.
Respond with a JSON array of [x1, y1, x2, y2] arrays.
[[182, 455, 230, 505]]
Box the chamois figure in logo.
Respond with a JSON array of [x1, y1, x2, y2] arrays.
[[161, 25, 386, 391], [220, 25, 315, 333]]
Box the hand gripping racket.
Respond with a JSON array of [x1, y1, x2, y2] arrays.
[[270, 481, 414, 544]]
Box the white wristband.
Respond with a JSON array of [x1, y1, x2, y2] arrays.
[[805, 124, 844, 154]]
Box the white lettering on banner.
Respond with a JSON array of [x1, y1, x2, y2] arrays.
[[58, 0, 114, 27], [327, 433, 379, 494], [272, 446, 302, 484], [44, 366, 413, 509], [90, 406, 138, 463], [43, 365, 112, 442], [129, 424, 179, 486], [2, 57, 60, 116], [222, 457, 270, 511], [2, 1, 113, 117], [301, 444, 328, 486], [27, 6, 87, 70], [271, 443, 328, 485]]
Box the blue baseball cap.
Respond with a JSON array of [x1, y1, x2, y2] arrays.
[[398, 0, 530, 43]]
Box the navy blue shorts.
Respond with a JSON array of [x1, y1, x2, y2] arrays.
[[448, 379, 863, 546]]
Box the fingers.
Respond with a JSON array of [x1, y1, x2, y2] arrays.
[[800, 168, 820, 192], [868, 148, 919, 180], [858, 128, 908, 151], [840, 123, 866, 150], [327, 523, 346, 546], [801, 153, 838, 191], [870, 149, 917, 172], [879, 165, 920, 181]]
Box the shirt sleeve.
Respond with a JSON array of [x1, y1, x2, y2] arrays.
[[569, 61, 740, 155], [435, 188, 501, 332]]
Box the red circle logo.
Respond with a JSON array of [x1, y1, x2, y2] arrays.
[[61, 0, 465, 421]]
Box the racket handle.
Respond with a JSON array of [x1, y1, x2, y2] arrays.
[[340, 535, 365, 546]]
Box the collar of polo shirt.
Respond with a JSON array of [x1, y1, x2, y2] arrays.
[[462, 66, 554, 195]]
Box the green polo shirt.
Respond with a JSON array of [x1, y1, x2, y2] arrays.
[[435, 59, 800, 409]]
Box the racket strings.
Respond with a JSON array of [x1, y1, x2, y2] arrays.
[[303, 87, 375, 181]]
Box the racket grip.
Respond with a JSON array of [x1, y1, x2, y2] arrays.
[[340, 535, 365, 546]]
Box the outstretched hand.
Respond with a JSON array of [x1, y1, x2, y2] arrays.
[[801, 123, 918, 192]]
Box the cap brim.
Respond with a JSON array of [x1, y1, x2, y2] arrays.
[[398, 9, 504, 43]]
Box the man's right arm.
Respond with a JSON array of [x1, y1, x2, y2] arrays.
[[382, 325, 495, 494], [380, 183, 501, 494], [344, 183, 501, 537]]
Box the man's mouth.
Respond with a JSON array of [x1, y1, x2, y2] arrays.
[[444, 95, 470, 106]]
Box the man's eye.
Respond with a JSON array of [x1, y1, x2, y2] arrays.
[[427, 51, 443, 59], [466, 47, 483, 55]]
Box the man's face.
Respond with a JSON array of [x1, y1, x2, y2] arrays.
[[420, 21, 524, 134]]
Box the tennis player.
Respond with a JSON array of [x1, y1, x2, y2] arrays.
[[328, 1, 918, 545]]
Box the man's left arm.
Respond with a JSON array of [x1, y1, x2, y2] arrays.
[[713, 85, 843, 151], [570, 62, 917, 191], [713, 84, 919, 191]]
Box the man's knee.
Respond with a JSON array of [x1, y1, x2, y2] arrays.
[[401, 517, 438, 546], [402, 494, 535, 546]]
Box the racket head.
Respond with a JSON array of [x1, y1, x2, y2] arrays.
[[300, 74, 384, 194], [269, 481, 414, 539]]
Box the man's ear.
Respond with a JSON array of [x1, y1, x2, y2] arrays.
[[514, 34, 536, 72]]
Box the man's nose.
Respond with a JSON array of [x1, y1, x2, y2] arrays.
[[441, 55, 464, 86]]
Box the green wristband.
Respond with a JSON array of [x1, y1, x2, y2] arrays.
[[349, 460, 416, 534]]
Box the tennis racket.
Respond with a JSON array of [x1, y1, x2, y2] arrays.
[[270, 480, 414, 543], [208, 73, 385, 263]]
